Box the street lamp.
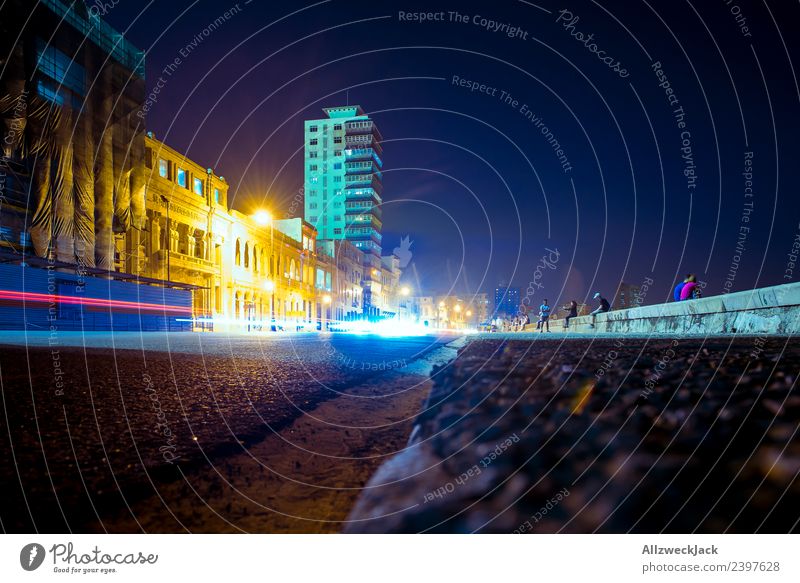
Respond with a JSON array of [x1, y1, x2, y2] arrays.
[[322, 294, 332, 331], [254, 210, 271, 226], [263, 279, 275, 330], [400, 286, 410, 296], [254, 210, 275, 320]]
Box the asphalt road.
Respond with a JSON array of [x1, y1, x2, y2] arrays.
[[0, 331, 459, 533]]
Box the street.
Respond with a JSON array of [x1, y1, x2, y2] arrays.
[[0, 331, 461, 533]]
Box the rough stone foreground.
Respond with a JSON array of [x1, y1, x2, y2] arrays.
[[347, 336, 800, 533], [0, 333, 456, 532]]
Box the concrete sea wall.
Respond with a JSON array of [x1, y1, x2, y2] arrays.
[[526, 281, 800, 335]]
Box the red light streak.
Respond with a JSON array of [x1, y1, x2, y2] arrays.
[[0, 290, 193, 314]]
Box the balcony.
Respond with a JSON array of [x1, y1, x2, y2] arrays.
[[344, 147, 383, 167], [345, 161, 382, 178], [156, 249, 217, 274], [345, 120, 383, 140], [345, 134, 382, 156], [344, 174, 382, 192]]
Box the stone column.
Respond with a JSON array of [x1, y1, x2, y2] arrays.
[[95, 65, 115, 270]]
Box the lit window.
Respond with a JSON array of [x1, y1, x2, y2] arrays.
[[214, 188, 220, 203], [177, 168, 187, 188], [158, 159, 168, 178], [193, 177, 204, 195], [35, 38, 85, 97]]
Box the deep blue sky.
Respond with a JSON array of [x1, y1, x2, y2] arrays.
[[104, 0, 800, 305]]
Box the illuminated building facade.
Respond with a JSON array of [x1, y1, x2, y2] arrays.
[[0, 3, 409, 331], [0, 0, 146, 272], [142, 136, 332, 331]]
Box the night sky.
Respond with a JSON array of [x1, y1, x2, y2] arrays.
[[103, 0, 800, 306]]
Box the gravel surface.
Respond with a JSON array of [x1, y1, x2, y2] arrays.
[[347, 336, 800, 533], [0, 332, 456, 532]]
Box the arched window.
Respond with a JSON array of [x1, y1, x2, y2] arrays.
[[252, 245, 258, 273], [244, 242, 250, 268], [290, 259, 296, 280], [235, 239, 241, 266]]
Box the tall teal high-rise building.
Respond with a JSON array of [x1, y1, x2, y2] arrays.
[[303, 106, 383, 258]]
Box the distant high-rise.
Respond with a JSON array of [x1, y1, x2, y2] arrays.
[[494, 286, 520, 317], [303, 106, 383, 257]]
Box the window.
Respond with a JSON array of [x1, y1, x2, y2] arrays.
[[334, 228, 342, 235], [309, 164, 318, 171], [333, 176, 341, 183], [35, 38, 85, 96], [334, 150, 342, 156], [193, 177, 204, 195], [235, 239, 241, 266], [244, 242, 250, 268], [334, 137, 342, 144], [333, 163, 342, 169], [309, 139, 318, 146], [177, 168, 187, 188], [309, 151, 318, 158], [308, 216, 318, 223], [309, 125, 318, 132], [309, 202, 318, 209], [158, 159, 168, 178], [19, 231, 31, 247], [333, 124, 342, 131], [334, 215, 342, 222], [214, 188, 220, 204]]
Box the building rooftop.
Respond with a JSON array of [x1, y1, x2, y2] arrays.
[[41, 0, 145, 77]]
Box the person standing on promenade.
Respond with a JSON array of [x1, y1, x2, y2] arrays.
[[589, 292, 610, 328], [563, 300, 578, 330], [537, 299, 551, 332]]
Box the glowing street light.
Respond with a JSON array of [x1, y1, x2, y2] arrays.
[[254, 210, 271, 226], [400, 286, 410, 296], [454, 304, 462, 313], [263, 279, 275, 292], [322, 294, 332, 304], [466, 310, 473, 317], [438, 301, 446, 308]]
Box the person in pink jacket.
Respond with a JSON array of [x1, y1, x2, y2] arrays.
[[679, 274, 701, 300]]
